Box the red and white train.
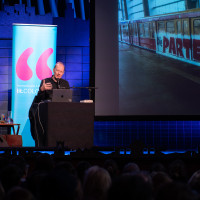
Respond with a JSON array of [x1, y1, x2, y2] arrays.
[[119, 9, 200, 66]]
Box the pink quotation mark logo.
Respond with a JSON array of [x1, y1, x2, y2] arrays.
[[16, 48, 33, 81], [16, 48, 53, 81]]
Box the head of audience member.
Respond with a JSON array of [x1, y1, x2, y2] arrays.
[[83, 166, 112, 200], [55, 161, 76, 176], [0, 181, 5, 200], [151, 162, 166, 173], [10, 156, 29, 182], [53, 62, 65, 80], [76, 161, 91, 184], [0, 164, 23, 192], [155, 181, 199, 200], [188, 169, 200, 194], [103, 159, 119, 180], [37, 168, 82, 200], [168, 159, 187, 182], [122, 162, 140, 174], [108, 174, 153, 200], [151, 171, 172, 193], [0, 156, 9, 170], [5, 186, 35, 200], [26, 170, 48, 197], [34, 153, 54, 172]]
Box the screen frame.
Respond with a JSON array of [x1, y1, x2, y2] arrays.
[[91, 0, 200, 120]]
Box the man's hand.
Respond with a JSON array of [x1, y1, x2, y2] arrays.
[[40, 80, 52, 91]]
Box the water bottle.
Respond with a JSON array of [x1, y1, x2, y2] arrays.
[[1, 114, 5, 122]]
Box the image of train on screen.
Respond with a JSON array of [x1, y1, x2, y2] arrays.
[[119, 9, 200, 66]]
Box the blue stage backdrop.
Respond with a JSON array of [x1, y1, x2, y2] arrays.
[[12, 24, 57, 146]]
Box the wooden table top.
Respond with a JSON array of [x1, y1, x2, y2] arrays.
[[0, 123, 20, 126]]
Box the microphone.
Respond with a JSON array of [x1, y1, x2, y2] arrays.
[[57, 78, 60, 89], [54, 77, 60, 89]]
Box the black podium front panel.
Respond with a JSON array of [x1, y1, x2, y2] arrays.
[[40, 102, 94, 149]]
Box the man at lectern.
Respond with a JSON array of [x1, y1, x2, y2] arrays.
[[29, 61, 70, 147], [35, 61, 70, 103]]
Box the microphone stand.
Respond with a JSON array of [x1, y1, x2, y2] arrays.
[[69, 86, 98, 100], [54, 76, 60, 89]]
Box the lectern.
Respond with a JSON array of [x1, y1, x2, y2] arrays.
[[38, 102, 95, 149]]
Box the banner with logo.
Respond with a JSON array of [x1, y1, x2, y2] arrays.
[[12, 24, 57, 146]]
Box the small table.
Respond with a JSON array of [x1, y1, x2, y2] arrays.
[[0, 123, 20, 135]]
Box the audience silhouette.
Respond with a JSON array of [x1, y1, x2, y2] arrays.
[[0, 152, 199, 200]]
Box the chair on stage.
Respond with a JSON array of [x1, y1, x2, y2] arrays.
[[0, 122, 22, 147]]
